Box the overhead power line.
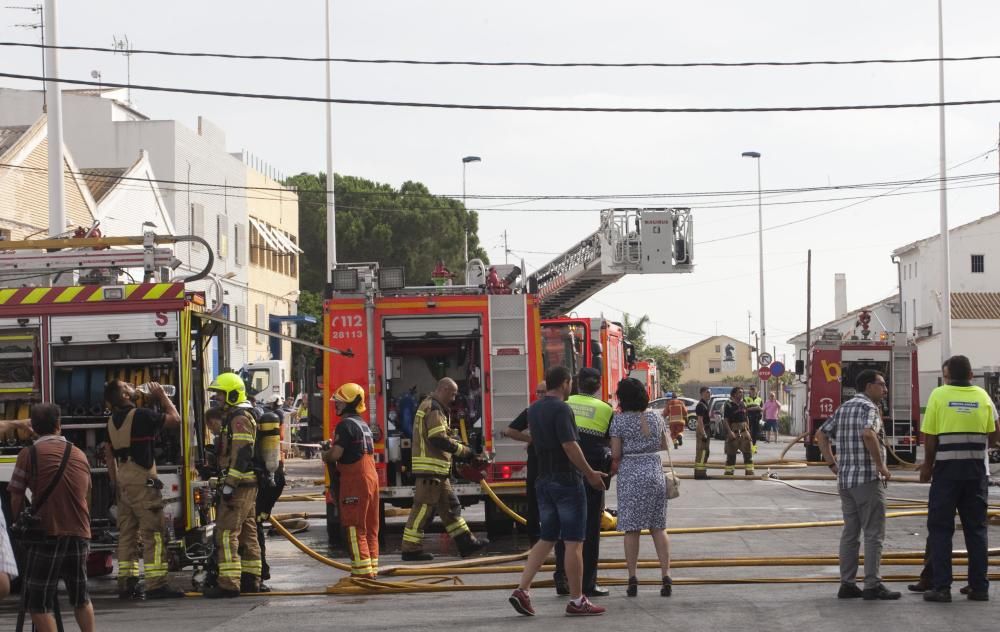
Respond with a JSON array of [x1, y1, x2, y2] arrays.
[[3, 71, 1000, 113], [2, 41, 1000, 69]]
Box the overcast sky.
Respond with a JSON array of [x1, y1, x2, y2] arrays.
[[2, 1, 999, 365]]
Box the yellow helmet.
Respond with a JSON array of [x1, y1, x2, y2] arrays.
[[208, 372, 247, 406], [332, 382, 366, 413]]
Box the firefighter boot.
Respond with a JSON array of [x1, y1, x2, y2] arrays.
[[118, 576, 144, 601], [203, 584, 240, 599], [401, 550, 434, 562], [455, 532, 489, 558], [241, 572, 263, 594]]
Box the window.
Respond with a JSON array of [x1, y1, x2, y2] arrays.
[[708, 359, 721, 374], [234, 223, 244, 266], [914, 261, 917, 278], [255, 303, 265, 344], [233, 304, 242, 344], [217, 216, 229, 259], [971, 254, 984, 274], [714, 344, 721, 353], [0, 228, 11, 241], [249, 223, 261, 265]]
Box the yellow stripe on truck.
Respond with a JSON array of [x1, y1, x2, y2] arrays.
[[54, 286, 86, 303], [22, 288, 51, 304], [143, 283, 172, 300], [0, 289, 16, 304]]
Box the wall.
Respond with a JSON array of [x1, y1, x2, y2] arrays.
[[245, 167, 299, 376]]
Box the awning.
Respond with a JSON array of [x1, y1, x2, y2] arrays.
[[271, 229, 304, 254], [249, 217, 290, 254]]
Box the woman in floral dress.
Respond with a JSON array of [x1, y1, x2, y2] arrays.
[[609, 377, 672, 597]]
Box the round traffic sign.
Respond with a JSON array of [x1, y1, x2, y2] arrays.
[[758, 352, 773, 367], [770, 361, 785, 378], [757, 366, 772, 381]]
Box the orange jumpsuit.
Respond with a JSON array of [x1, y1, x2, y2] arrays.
[[665, 399, 687, 442], [327, 416, 380, 577]]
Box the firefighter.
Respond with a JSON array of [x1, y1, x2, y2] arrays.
[[401, 377, 489, 561], [664, 392, 687, 448], [694, 386, 713, 480], [321, 383, 380, 578], [723, 386, 754, 476], [103, 380, 186, 600], [554, 368, 614, 597], [203, 372, 262, 598], [744, 385, 764, 451]]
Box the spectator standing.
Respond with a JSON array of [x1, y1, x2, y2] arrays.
[[723, 387, 754, 476], [0, 502, 16, 599], [744, 385, 764, 450], [816, 370, 900, 601], [763, 392, 781, 443], [8, 404, 96, 632], [504, 381, 548, 544], [554, 368, 614, 598], [693, 387, 712, 479], [508, 366, 607, 617], [610, 377, 673, 598], [919, 355, 1000, 603]]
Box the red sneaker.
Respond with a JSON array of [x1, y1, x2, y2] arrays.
[[566, 596, 606, 616], [509, 589, 535, 616]]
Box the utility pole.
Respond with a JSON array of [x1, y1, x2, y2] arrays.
[[324, 0, 337, 280], [43, 0, 63, 238], [937, 0, 952, 362], [503, 230, 509, 265], [8, 4, 45, 109]]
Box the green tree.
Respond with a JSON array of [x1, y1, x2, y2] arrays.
[[286, 172, 488, 294], [622, 313, 650, 350]]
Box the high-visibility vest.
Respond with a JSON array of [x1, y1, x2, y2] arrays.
[[922, 384, 996, 466], [567, 394, 613, 439]]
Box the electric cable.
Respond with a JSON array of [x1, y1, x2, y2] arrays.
[[4, 40, 1000, 69], [4, 71, 1000, 113]]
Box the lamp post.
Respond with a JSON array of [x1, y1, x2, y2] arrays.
[[462, 155, 482, 264], [742, 150, 765, 388], [936, 0, 952, 361]]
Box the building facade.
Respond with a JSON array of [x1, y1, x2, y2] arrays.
[[675, 335, 754, 386]]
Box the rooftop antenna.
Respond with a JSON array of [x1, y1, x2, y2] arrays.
[[7, 4, 45, 109], [111, 33, 132, 104]]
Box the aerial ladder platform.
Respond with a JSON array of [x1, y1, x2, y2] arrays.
[[526, 208, 694, 318]]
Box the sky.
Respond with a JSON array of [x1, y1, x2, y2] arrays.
[[2, 0, 999, 366]]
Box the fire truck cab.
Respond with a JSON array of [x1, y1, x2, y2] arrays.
[[804, 318, 919, 464], [541, 317, 634, 408], [629, 359, 661, 400]]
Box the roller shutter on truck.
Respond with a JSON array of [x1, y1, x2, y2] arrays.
[[49, 311, 180, 344]]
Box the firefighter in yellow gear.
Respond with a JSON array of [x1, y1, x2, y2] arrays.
[[723, 387, 754, 476], [401, 378, 489, 561], [203, 372, 262, 598], [104, 380, 186, 600]]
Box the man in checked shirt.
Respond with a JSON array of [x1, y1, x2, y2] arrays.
[[816, 369, 901, 601]]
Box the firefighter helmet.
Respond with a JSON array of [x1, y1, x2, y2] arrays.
[[332, 382, 367, 413], [208, 372, 247, 406]]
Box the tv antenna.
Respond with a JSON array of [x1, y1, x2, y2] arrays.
[[6, 4, 45, 109], [111, 33, 132, 104]]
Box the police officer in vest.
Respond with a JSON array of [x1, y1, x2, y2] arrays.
[[744, 385, 764, 449], [919, 355, 1000, 603], [401, 378, 488, 561], [203, 373, 262, 598], [552, 368, 614, 597], [104, 380, 186, 600]]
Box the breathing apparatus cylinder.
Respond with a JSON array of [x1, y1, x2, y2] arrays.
[[257, 411, 282, 476]]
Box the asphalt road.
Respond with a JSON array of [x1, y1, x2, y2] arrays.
[[2, 436, 998, 631]]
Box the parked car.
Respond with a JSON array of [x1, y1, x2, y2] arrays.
[[649, 396, 699, 430], [708, 395, 730, 440]]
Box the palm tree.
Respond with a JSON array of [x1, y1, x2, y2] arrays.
[[622, 313, 650, 352]]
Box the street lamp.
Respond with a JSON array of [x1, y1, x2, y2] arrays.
[[742, 150, 765, 388], [461, 155, 482, 264]]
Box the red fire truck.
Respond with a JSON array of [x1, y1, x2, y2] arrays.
[[323, 208, 695, 537], [803, 312, 919, 464], [629, 359, 661, 400]]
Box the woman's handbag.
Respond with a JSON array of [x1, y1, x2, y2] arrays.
[[663, 439, 681, 500]]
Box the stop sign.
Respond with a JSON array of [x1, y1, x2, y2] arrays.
[[757, 366, 772, 381]]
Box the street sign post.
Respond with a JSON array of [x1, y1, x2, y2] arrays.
[[758, 366, 772, 381], [758, 352, 773, 367]]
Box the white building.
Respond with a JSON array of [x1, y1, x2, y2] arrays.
[[0, 88, 251, 371], [892, 211, 1000, 402]]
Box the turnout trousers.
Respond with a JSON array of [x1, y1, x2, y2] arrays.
[[402, 477, 471, 552], [928, 476, 989, 592], [115, 462, 169, 591], [339, 456, 381, 576], [694, 432, 711, 479], [724, 422, 754, 475], [215, 484, 261, 592]]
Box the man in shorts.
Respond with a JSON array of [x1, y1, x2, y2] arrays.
[[9, 404, 96, 632], [508, 366, 607, 617]]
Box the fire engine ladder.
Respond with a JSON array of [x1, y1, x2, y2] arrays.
[[889, 346, 914, 449], [527, 208, 694, 318]]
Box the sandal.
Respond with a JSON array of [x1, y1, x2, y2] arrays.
[[661, 575, 672, 597], [627, 576, 638, 597]]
